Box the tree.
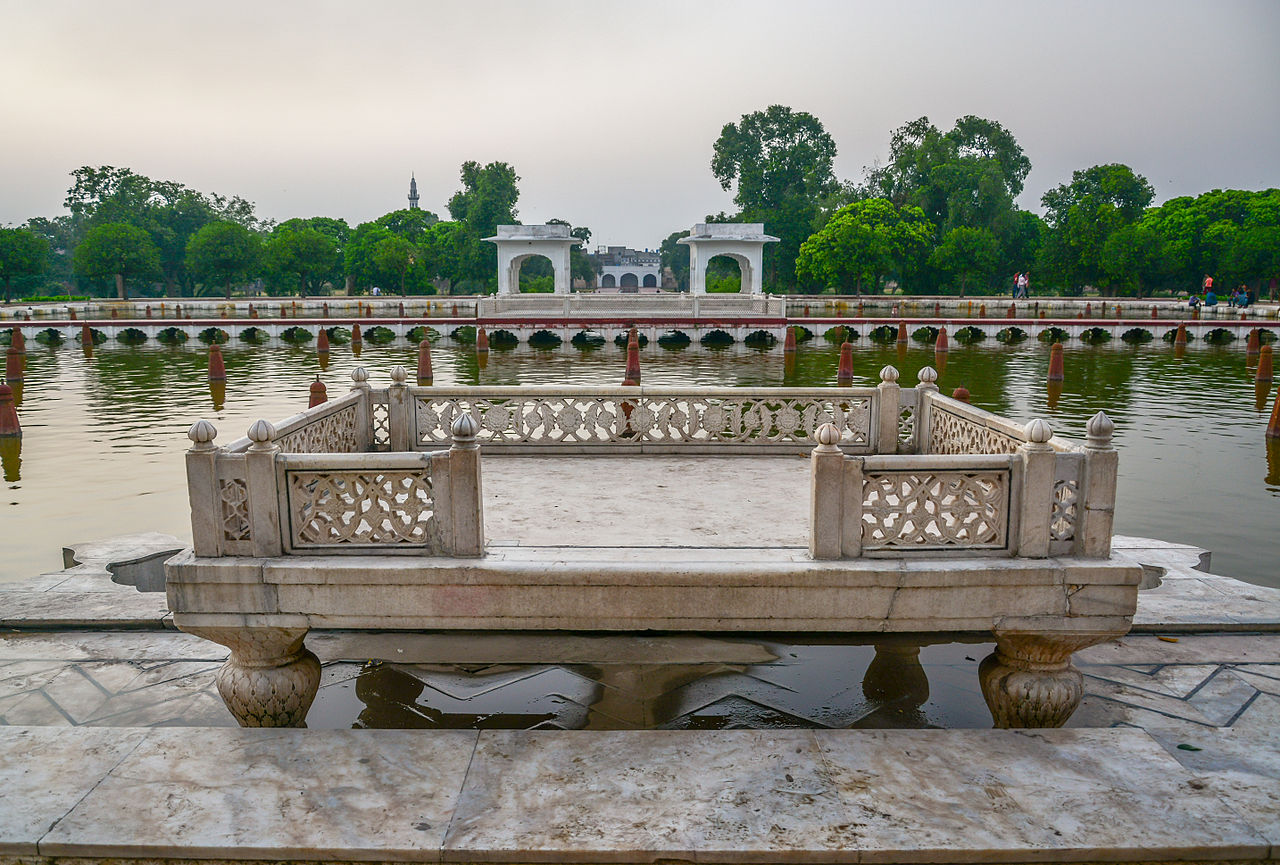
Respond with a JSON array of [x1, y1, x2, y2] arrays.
[[376, 208, 439, 242], [0, 228, 50, 304], [1039, 164, 1155, 293], [447, 161, 520, 238], [372, 235, 417, 295], [929, 227, 1000, 296], [711, 105, 838, 290], [63, 165, 261, 296], [660, 230, 691, 291], [862, 116, 1030, 230], [795, 199, 931, 294], [185, 221, 263, 299], [264, 226, 339, 297], [1100, 223, 1167, 297], [73, 222, 161, 299]]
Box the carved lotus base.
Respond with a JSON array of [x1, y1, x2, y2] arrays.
[[187, 625, 321, 727], [979, 632, 1109, 729]]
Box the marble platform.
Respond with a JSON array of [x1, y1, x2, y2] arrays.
[[1, 532, 1277, 864], [1, 722, 1275, 863]]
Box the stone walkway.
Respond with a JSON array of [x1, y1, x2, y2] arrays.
[[1, 532, 1277, 862]]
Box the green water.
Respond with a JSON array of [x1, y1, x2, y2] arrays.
[[3, 336, 1277, 587]]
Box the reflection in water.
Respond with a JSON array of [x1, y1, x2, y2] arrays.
[[308, 638, 996, 731], [208, 380, 225, 412], [1267, 438, 1280, 486], [8, 381, 22, 408], [1, 436, 19, 482], [1256, 381, 1271, 414], [2, 337, 1279, 587], [1047, 379, 1063, 410], [317, 350, 329, 372]]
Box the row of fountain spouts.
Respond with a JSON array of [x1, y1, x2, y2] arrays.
[[4, 322, 1279, 440]]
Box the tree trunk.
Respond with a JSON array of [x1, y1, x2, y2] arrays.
[[225, 280, 232, 301], [960, 277, 967, 298], [116, 273, 128, 301], [299, 273, 308, 300], [3, 277, 10, 304]]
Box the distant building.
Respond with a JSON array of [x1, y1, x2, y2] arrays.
[[407, 174, 420, 210], [589, 246, 662, 291]]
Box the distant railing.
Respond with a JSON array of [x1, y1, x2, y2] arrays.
[[477, 293, 785, 318]]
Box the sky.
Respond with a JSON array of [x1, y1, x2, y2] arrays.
[[1, 0, 1277, 250]]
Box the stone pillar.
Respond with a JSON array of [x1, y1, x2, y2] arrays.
[[876, 366, 901, 455], [350, 367, 373, 452], [245, 419, 283, 557], [689, 243, 706, 295], [446, 413, 484, 557], [185, 420, 222, 557], [184, 623, 321, 728], [809, 423, 847, 560], [979, 631, 1109, 728], [914, 366, 938, 454], [1016, 418, 1055, 558], [1079, 411, 1117, 558], [554, 244, 571, 295], [387, 365, 412, 452]]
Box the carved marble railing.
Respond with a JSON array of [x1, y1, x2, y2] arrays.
[[411, 386, 880, 454], [222, 390, 368, 455], [476, 293, 785, 318], [811, 367, 1117, 561], [184, 411, 483, 559]]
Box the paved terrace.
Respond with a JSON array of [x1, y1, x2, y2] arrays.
[[2, 452, 1278, 863]]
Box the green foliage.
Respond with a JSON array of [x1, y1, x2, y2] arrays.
[[660, 230, 691, 291], [263, 225, 340, 296], [63, 165, 262, 295], [376, 208, 439, 241], [447, 161, 520, 238], [185, 221, 262, 299], [72, 222, 161, 299], [372, 234, 417, 295], [1039, 163, 1155, 294], [1139, 188, 1280, 292], [928, 227, 1000, 296], [711, 105, 837, 290], [795, 199, 931, 294], [0, 227, 50, 303]]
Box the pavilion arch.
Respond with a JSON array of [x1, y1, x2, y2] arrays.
[[619, 272, 639, 288], [642, 273, 658, 288], [484, 225, 581, 295], [679, 223, 778, 295], [600, 274, 617, 288]]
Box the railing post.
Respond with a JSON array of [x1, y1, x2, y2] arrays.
[[350, 366, 372, 451], [244, 419, 283, 557], [387, 365, 412, 452], [1079, 411, 1117, 558], [876, 365, 901, 454], [185, 420, 222, 557], [1016, 418, 1055, 558], [810, 423, 846, 559], [446, 413, 484, 557], [915, 366, 938, 454]]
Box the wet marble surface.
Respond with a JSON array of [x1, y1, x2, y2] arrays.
[[39, 727, 478, 860]]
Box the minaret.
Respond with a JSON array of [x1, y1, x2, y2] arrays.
[[408, 174, 420, 210]]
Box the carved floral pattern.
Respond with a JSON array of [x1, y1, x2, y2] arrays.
[[276, 405, 360, 454], [1050, 478, 1079, 542], [218, 478, 250, 542], [928, 408, 1023, 456], [415, 394, 874, 448], [861, 470, 1010, 550], [370, 398, 391, 452], [287, 469, 435, 548]]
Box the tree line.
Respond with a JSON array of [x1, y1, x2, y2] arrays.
[[0, 161, 593, 303], [2, 110, 1278, 301], [658, 107, 1280, 298]]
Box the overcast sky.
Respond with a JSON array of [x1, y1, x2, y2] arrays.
[[1, 0, 1277, 249]]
